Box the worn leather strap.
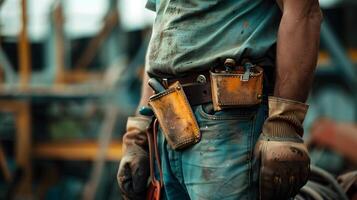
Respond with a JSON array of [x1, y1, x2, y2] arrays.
[[182, 83, 212, 106], [146, 119, 163, 200], [159, 72, 212, 106]]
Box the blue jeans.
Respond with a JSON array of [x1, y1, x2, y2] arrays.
[[155, 103, 268, 200]]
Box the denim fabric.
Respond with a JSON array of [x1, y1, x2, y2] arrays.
[[155, 103, 268, 200]]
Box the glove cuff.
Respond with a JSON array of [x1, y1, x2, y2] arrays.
[[126, 116, 152, 132], [123, 116, 152, 153], [262, 96, 308, 138]]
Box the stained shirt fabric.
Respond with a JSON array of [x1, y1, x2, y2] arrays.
[[145, 0, 281, 77]]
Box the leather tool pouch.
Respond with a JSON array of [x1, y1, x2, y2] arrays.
[[210, 63, 264, 111], [149, 81, 201, 150]]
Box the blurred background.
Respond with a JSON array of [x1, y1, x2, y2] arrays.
[[0, 0, 356, 199]]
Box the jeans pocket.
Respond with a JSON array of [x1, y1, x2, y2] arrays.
[[182, 105, 259, 199]]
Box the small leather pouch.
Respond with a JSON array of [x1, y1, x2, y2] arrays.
[[210, 62, 263, 111], [149, 81, 201, 150]]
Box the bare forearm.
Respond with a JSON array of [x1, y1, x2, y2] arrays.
[[275, 0, 323, 102], [135, 71, 154, 114]]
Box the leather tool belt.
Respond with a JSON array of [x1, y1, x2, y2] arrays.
[[156, 59, 264, 110], [148, 59, 263, 150]]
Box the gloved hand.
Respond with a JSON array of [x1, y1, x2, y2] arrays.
[[254, 97, 310, 200], [117, 116, 151, 200]]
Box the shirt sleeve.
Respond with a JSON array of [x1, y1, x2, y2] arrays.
[[145, 0, 156, 11]]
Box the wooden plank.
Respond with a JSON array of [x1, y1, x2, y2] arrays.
[[348, 49, 357, 61], [53, 2, 66, 84], [60, 71, 104, 83], [0, 100, 26, 112], [0, 101, 32, 194], [0, 145, 12, 183], [33, 141, 122, 161], [18, 0, 31, 88], [0, 84, 106, 99], [3, 101, 33, 197], [15, 102, 32, 196], [318, 49, 357, 66], [0, 100, 32, 196]]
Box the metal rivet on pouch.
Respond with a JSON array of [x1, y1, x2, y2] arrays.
[[176, 86, 181, 90], [224, 58, 236, 67], [257, 94, 262, 99], [196, 74, 207, 83]]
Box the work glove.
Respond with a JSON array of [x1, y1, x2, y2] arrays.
[[254, 97, 310, 200], [117, 116, 151, 200]]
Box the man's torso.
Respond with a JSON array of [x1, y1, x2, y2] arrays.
[[146, 0, 281, 77]]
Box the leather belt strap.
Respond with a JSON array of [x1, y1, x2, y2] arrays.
[[146, 119, 162, 200], [159, 72, 212, 106], [182, 83, 212, 106]]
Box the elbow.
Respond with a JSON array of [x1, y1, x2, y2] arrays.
[[304, 0, 323, 24], [281, 0, 323, 24], [308, 1, 323, 25]]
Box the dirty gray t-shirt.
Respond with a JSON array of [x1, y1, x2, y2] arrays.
[[145, 0, 281, 77]]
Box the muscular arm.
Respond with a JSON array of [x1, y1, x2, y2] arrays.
[[275, 0, 323, 102], [135, 72, 154, 114]]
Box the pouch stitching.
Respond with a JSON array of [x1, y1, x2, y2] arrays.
[[149, 87, 177, 101], [210, 68, 263, 78], [211, 74, 262, 78], [170, 135, 197, 145], [173, 138, 196, 149]]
